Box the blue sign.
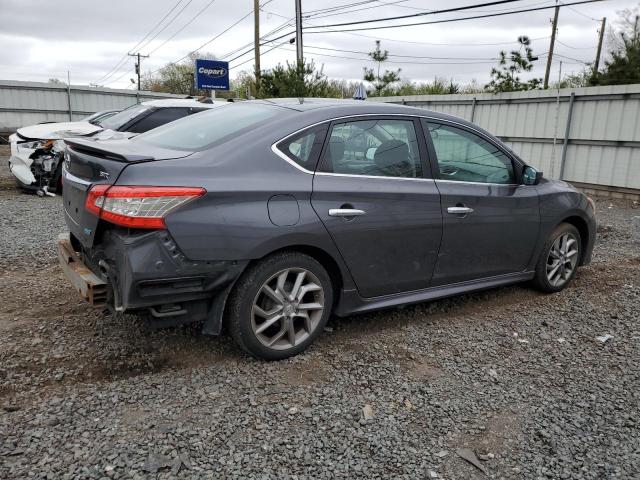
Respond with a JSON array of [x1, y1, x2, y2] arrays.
[[195, 59, 229, 90]]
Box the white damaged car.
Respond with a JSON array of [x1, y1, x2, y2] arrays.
[[8, 98, 224, 195]]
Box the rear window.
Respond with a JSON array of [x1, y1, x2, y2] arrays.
[[132, 103, 281, 151]]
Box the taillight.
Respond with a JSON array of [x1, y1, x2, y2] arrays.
[[85, 185, 206, 229]]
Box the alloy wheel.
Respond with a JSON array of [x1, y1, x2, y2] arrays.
[[546, 232, 579, 287], [251, 268, 325, 351]]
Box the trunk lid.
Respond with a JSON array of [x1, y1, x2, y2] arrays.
[[62, 138, 192, 249]]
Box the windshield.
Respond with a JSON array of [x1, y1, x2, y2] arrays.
[[133, 103, 282, 151], [82, 111, 104, 123], [99, 104, 151, 131]]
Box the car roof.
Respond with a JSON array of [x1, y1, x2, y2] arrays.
[[251, 97, 471, 126], [140, 98, 226, 109]]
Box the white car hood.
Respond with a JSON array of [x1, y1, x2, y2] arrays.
[[17, 121, 102, 140]]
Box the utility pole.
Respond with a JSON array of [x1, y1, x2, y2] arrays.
[[594, 17, 607, 74], [544, 3, 560, 89], [295, 0, 303, 65], [254, 0, 261, 94], [128, 52, 149, 91]]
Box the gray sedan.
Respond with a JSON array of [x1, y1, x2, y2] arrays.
[[58, 99, 596, 360]]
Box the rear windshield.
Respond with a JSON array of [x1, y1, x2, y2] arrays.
[[99, 104, 151, 130], [132, 103, 281, 151]]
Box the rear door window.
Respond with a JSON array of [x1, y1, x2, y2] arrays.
[[319, 118, 422, 178]]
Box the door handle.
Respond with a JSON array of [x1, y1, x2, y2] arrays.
[[447, 206, 474, 215], [328, 208, 366, 217]]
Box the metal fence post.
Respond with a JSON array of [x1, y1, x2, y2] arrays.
[[559, 92, 576, 181], [66, 84, 73, 121], [470, 97, 477, 122]]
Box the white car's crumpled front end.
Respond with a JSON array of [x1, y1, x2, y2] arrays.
[[8, 121, 102, 194], [8, 133, 37, 185]]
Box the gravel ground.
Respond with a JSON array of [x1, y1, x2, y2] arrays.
[[1, 143, 639, 479]]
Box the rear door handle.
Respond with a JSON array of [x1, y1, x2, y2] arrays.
[[447, 206, 474, 215], [328, 208, 366, 217]]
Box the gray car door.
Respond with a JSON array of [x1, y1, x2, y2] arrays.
[[422, 119, 540, 286], [311, 116, 443, 298]]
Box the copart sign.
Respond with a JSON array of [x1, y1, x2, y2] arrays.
[[195, 59, 230, 90]]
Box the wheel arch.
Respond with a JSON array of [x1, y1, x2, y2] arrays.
[[558, 215, 590, 265], [246, 244, 345, 304]]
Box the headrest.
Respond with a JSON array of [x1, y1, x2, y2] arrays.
[[374, 139, 409, 169]]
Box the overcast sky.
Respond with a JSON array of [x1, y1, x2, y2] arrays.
[[0, 0, 637, 90]]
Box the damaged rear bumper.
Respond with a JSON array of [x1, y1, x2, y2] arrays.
[[57, 233, 108, 306], [57, 230, 248, 334]]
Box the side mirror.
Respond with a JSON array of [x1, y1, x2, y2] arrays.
[[522, 165, 543, 185]]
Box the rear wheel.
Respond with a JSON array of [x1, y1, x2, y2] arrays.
[[226, 252, 333, 360], [532, 223, 581, 292]]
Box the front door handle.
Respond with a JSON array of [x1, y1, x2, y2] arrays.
[[447, 206, 474, 215], [328, 208, 366, 217]]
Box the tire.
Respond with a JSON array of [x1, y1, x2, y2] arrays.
[[226, 251, 334, 360], [531, 222, 581, 293]]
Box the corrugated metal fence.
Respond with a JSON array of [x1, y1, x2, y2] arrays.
[[0, 80, 183, 135], [372, 84, 640, 195]]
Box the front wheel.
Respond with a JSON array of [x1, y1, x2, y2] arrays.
[[532, 223, 581, 293], [226, 252, 333, 360]]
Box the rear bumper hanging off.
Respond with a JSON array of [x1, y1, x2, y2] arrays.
[[57, 233, 107, 306]]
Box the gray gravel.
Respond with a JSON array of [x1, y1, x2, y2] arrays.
[[1, 144, 639, 479]]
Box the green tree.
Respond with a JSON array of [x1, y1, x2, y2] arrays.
[[363, 40, 401, 96], [486, 36, 542, 92], [394, 77, 461, 95], [325, 78, 363, 98], [550, 69, 593, 88], [592, 11, 640, 85], [258, 60, 330, 98], [230, 70, 256, 98]]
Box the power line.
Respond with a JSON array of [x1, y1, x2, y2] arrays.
[[305, 0, 421, 20], [95, 0, 187, 83], [232, 39, 292, 69], [308, 0, 557, 20], [557, 39, 597, 49], [559, 1, 601, 20], [263, 8, 552, 46], [220, 7, 552, 69], [554, 52, 590, 63], [145, 0, 220, 56], [135, 0, 197, 53], [303, 0, 385, 16], [305, 0, 527, 29], [299, 6, 553, 47], [303, 0, 606, 33], [305, 29, 551, 47], [103, 59, 135, 86], [277, 45, 499, 65], [303, 44, 500, 60], [146, 0, 275, 77], [220, 18, 293, 59]]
